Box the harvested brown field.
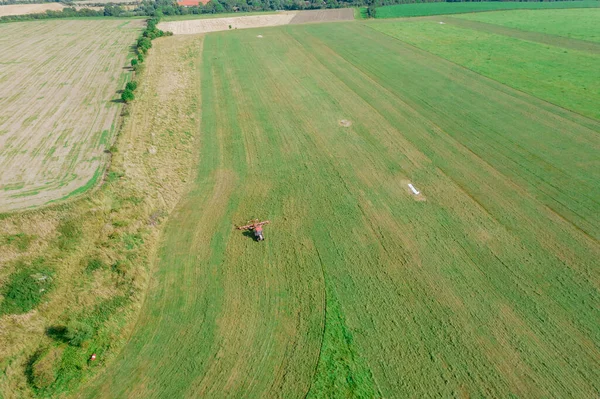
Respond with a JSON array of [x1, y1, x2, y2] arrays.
[[0, 3, 63, 17], [289, 8, 354, 24], [0, 19, 142, 212], [158, 12, 296, 34], [158, 8, 354, 34]]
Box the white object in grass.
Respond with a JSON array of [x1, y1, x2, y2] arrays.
[[408, 184, 420, 195]]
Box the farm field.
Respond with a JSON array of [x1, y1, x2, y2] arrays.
[[158, 9, 353, 34], [289, 8, 354, 24], [81, 17, 599, 399], [0, 3, 63, 17], [0, 31, 201, 397], [457, 8, 600, 43], [158, 12, 296, 34], [369, 17, 600, 120], [0, 20, 141, 212], [369, 0, 600, 18]]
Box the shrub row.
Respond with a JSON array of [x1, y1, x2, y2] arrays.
[[122, 17, 171, 104]]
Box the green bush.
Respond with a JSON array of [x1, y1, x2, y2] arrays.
[[130, 58, 138, 68], [137, 37, 152, 54], [138, 53, 145, 63], [0, 262, 53, 315], [65, 321, 94, 347], [125, 81, 137, 92], [121, 89, 135, 103]]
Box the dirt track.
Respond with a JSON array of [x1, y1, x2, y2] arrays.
[[158, 9, 354, 34]]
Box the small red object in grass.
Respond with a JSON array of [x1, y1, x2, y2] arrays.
[[90, 353, 97, 361]]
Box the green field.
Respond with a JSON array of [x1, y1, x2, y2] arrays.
[[80, 13, 599, 398], [370, 0, 600, 18], [457, 8, 600, 42]]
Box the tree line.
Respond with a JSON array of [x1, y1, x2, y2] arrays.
[[121, 17, 172, 104]]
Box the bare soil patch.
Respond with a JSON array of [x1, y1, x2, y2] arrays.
[[339, 119, 352, 127], [0, 3, 63, 17]]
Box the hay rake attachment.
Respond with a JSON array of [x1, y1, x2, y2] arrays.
[[236, 219, 270, 241]]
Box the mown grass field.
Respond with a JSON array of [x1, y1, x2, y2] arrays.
[[368, 0, 600, 18], [0, 30, 200, 398], [457, 8, 600, 42], [81, 12, 599, 398], [0, 20, 141, 212], [370, 12, 600, 120]]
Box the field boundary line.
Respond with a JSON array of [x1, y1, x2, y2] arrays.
[[362, 21, 600, 125]]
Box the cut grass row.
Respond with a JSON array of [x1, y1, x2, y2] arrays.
[[366, 0, 600, 18], [83, 20, 599, 398]]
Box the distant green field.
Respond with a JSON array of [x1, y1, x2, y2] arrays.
[[369, 0, 600, 18], [457, 8, 600, 42], [370, 16, 600, 120], [82, 12, 599, 399]]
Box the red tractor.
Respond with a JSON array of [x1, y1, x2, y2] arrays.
[[236, 219, 270, 241]]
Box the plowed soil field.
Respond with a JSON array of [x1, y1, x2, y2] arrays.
[[0, 20, 142, 212]]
